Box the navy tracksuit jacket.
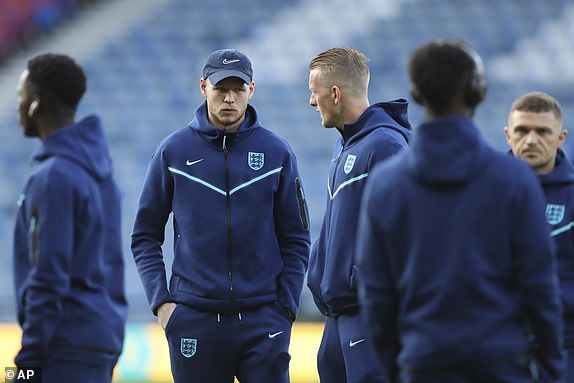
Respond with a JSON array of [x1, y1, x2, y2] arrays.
[[13, 115, 128, 367], [539, 149, 574, 349], [356, 116, 563, 382], [132, 102, 310, 319], [307, 100, 412, 316]]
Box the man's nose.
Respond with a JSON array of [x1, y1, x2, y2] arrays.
[[309, 94, 316, 107], [525, 131, 538, 145], [224, 92, 235, 103]]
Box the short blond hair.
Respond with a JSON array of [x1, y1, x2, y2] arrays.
[[309, 47, 369, 96]]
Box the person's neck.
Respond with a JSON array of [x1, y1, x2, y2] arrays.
[[426, 100, 474, 120], [39, 114, 75, 141], [214, 118, 244, 133], [535, 158, 557, 175], [339, 97, 370, 130]]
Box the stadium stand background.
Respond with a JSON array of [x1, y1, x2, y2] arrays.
[[1, 0, 574, 325]]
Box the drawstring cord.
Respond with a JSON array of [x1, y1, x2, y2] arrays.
[[216, 312, 242, 324]]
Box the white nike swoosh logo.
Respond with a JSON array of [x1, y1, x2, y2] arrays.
[[349, 338, 366, 347], [186, 159, 204, 166], [223, 59, 240, 64], [268, 331, 284, 339]]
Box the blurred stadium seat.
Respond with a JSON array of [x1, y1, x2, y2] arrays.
[[0, 0, 573, 329], [0, 0, 93, 62]]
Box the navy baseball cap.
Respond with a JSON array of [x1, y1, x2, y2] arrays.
[[202, 49, 253, 85]]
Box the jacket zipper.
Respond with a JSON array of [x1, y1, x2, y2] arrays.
[[330, 145, 344, 195], [222, 133, 234, 304], [327, 145, 345, 236]]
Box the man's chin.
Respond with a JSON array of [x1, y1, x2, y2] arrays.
[[519, 153, 540, 164], [321, 120, 335, 129], [23, 127, 39, 138], [525, 158, 550, 172]]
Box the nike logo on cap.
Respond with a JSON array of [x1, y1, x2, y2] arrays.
[[268, 331, 284, 339], [349, 338, 366, 347], [223, 59, 240, 64], [186, 159, 204, 166]]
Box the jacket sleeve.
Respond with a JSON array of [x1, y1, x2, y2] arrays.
[[274, 149, 310, 320], [355, 175, 399, 381], [131, 147, 174, 315], [15, 168, 75, 367], [512, 171, 564, 381]]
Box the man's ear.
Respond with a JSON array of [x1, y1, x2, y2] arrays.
[[248, 81, 255, 99], [558, 129, 568, 145], [28, 99, 39, 117], [503, 126, 512, 144], [200, 78, 208, 97], [332, 85, 342, 105]]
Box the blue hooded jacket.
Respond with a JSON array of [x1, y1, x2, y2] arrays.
[[131, 101, 310, 319], [539, 148, 574, 348], [356, 116, 563, 381], [13, 115, 128, 366], [307, 100, 412, 316]]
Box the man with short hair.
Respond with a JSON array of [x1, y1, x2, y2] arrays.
[[356, 40, 564, 382], [13, 53, 128, 382], [131, 48, 310, 383], [306, 46, 412, 383], [505, 91, 574, 382]]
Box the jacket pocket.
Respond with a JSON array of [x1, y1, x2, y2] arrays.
[[29, 208, 39, 267], [295, 177, 309, 231], [273, 301, 295, 323], [164, 304, 183, 334]]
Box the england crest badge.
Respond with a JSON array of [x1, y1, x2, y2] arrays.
[[546, 203, 565, 225], [248, 152, 264, 170], [343, 154, 356, 174], [181, 338, 197, 358]]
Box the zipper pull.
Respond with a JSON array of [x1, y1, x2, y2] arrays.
[[222, 133, 228, 152]]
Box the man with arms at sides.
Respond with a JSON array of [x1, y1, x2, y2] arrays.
[[505, 91, 574, 382], [356, 40, 564, 382], [131, 49, 310, 383], [13, 53, 128, 382], [306, 46, 412, 383]]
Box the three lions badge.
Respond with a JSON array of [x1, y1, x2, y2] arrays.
[[546, 204, 565, 225], [344, 154, 356, 174], [248, 152, 264, 170], [181, 338, 197, 358]]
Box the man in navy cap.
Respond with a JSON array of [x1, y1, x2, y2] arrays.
[[132, 49, 310, 382]]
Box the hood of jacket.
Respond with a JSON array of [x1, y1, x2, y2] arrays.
[[188, 100, 260, 147], [407, 115, 489, 186], [34, 114, 112, 181], [341, 99, 412, 146], [539, 149, 574, 186]]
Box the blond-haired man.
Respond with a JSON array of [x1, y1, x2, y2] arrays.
[[307, 47, 412, 382]]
